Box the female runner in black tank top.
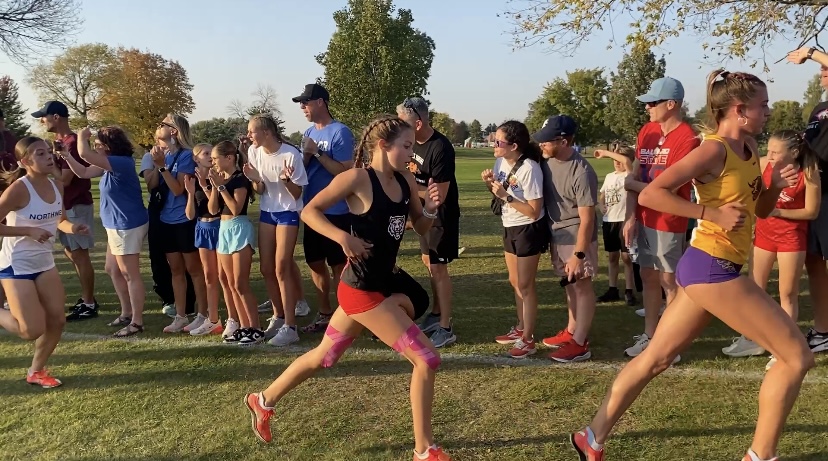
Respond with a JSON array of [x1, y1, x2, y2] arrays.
[[244, 115, 452, 461]]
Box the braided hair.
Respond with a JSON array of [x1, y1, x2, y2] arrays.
[[353, 115, 413, 168], [770, 130, 819, 181]]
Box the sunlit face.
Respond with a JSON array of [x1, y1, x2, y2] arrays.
[[39, 115, 60, 133], [539, 137, 567, 159], [299, 99, 325, 122], [382, 128, 416, 171], [23, 140, 55, 174], [645, 99, 675, 123], [739, 86, 770, 136], [766, 138, 796, 167], [210, 149, 236, 173], [247, 121, 265, 148], [92, 137, 109, 156], [155, 116, 177, 150], [194, 148, 213, 169], [493, 129, 516, 159]]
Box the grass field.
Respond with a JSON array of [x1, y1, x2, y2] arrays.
[[1, 148, 827, 461]]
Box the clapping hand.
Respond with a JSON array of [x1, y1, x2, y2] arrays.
[[151, 145, 166, 168], [242, 163, 262, 183], [184, 175, 197, 195], [280, 160, 295, 182]]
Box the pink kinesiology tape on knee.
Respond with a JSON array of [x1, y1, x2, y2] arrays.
[[322, 325, 355, 368], [392, 324, 442, 370]]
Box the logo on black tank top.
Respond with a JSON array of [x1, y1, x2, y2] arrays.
[[748, 176, 762, 201], [388, 215, 406, 240]]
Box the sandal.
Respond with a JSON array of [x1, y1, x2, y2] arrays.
[[107, 316, 132, 327], [113, 323, 144, 338]]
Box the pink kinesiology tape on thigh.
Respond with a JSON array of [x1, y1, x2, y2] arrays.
[[392, 324, 442, 370], [321, 325, 355, 368]]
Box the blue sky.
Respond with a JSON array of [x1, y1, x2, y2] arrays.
[[1, 0, 819, 135]]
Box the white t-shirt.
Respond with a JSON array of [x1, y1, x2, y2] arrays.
[[600, 171, 628, 222], [248, 143, 309, 213], [494, 157, 545, 227]]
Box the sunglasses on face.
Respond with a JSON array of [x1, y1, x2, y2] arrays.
[[494, 140, 513, 148], [157, 121, 176, 130], [403, 98, 422, 121], [646, 100, 671, 108]]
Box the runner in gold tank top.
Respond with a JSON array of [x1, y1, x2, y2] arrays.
[[571, 70, 814, 461]]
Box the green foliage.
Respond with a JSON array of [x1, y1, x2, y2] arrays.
[[802, 74, 824, 123], [316, 0, 435, 131], [452, 120, 470, 144], [605, 45, 666, 143], [0, 76, 29, 138], [288, 131, 304, 146], [765, 100, 805, 136], [505, 0, 824, 70], [484, 122, 498, 135], [191, 118, 247, 145], [526, 68, 612, 146], [468, 119, 483, 142], [430, 111, 455, 139]]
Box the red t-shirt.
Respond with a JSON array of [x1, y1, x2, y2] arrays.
[[55, 132, 93, 209], [635, 121, 700, 233]]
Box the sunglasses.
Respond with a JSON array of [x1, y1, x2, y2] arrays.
[[157, 121, 176, 130], [646, 99, 672, 107], [403, 98, 422, 121], [494, 140, 513, 148]]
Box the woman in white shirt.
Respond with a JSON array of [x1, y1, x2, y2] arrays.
[[482, 121, 548, 360], [242, 115, 308, 347]]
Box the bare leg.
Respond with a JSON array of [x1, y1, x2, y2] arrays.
[[116, 254, 145, 326], [607, 251, 620, 288], [199, 248, 221, 323], [776, 251, 805, 321], [805, 254, 828, 332], [31, 269, 67, 371], [105, 247, 132, 318], [504, 252, 524, 330], [183, 251, 207, 316], [640, 267, 661, 337], [64, 247, 95, 304], [276, 225, 299, 328], [232, 247, 259, 329], [308, 261, 332, 316], [258, 222, 284, 317], [167, 252, 188, 317], [621, 252, 634, 291], [517, 253, 541, 339]]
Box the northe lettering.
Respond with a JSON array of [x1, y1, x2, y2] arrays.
[[29, 211, 61, 220]]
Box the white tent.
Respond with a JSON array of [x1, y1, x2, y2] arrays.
[[463, 137, 473, 148]]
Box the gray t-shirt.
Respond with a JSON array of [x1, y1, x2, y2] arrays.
[[542, 151, 599, 244]]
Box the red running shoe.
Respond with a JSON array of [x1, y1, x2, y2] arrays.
[[571, 430, 604, 461], [244, 393, 274, 443], [26, 369, 62, 388]]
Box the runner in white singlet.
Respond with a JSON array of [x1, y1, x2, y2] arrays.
[[0, 137, 90, 388]]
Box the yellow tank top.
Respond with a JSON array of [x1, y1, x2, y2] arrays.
[[690, 134, 762, 265]]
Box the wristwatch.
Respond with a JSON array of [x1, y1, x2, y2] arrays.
[[506, 195, 514, 203], [313, 152, 321, 158], [574, 251, 586, 260], [158, 167, 167, 173], [217, 185, 227, 192]]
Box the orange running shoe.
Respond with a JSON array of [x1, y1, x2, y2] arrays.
[[549, 340, 592, 363], [571, 430, 604, 461], [413, 446, 452, 461], [26, 369, 62, 388], [542, 328, 573, 348], [495, 326, 523, 345], [244, 393, 274, 443]]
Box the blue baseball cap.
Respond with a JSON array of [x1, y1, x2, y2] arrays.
[[31, 100, 69, 118], [637, 77, 685, 103], [532, 115, 578, 143]]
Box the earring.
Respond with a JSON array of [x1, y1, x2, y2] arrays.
[[738, 116, 748, 126]]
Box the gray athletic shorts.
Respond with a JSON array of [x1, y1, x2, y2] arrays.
[[58, 204, 95, 251], [636, 223, 684, 273], [808, 196, 828, 259]]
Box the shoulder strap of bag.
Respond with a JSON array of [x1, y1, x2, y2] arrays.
[[501, 154, 527, 188]]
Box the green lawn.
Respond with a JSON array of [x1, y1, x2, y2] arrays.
[[1, 148, 826, 461]]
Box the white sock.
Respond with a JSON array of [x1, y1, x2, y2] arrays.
[[747, 449, 777, 461], [586, 426, 603, 451], [413, 445, 438, 460], [257, 392, 274, 410]]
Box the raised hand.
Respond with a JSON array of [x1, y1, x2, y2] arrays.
[[184, 175, 197, 194], [79, 126, 92, 141], [303, 137, 318, 155], [280, 159, 295, 182], [481, 168, 494, 183], [772, 162, 799, 189], [490, 180, 508, 200], [194, 168, 210, 189], [238, 135, 251, 152], [208, 169, 228, 187], [423, 178, 444, 213], [787, 46, 812, 65], [242, 163, 262, 183], [710, 201, 747, 231], [151, 145, 166, 167]]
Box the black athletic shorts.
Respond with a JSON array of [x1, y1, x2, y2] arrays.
[[384, 268, 430, 321], [161, 220, 197, 254], [602, 221, 627, 253], [303, 213, 351, 267], [419, 214, 459, 265], [503, 220, 549, 257]]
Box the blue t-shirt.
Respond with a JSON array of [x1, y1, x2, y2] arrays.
[[159, 148, 196, 224], [303, 121, 354, 215], [100, 155, 149, 230]]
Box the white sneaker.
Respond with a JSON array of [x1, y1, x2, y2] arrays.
[[268, 325, 300, 347], [258, 299, 272, 314], [765, 356, 777, 371], [263, 316, 285, 339], [163, 315, 189, 333], [222, 318, 240, 339], [624, 333, 650, 357], [183, 313, 207, 333], [635, 303, 666, 318], [190, 318, 222, 336], [722, 335, 766, 357], [295, 299, 311, 317]]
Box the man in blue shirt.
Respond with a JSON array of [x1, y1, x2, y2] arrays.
[[292, 83, 355, 334]]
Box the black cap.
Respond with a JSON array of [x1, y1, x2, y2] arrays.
[[532, 115, 578, 143], [31, 101, 69, 118], [291, 84, 330, 103]]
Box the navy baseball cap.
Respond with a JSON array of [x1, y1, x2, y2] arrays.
[[532, 115, 578, 143], [292, 84, 330, 103], [637, 77, 685, 103], [31, 101, 69, 118]]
